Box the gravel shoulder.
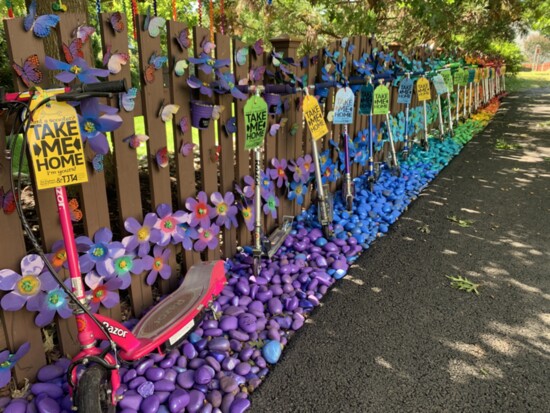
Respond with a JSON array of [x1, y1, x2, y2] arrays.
[[251, 88, 550, 413]]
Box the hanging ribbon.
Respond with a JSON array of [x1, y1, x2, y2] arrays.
[[95, 0, 101, 15], [153, 0, 158, 17], [131, 0, 138, 39], [198, 0, 202, 26], [220, 0, 225, 35], [209, 0, 214, 43], [5, 0, 14, 18], [172, 0, 176, 20]]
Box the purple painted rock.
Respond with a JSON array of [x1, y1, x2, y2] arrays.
[[202, 319, 219, 330], [137, 381, 155, 398], [128, 376, 147, 390], [163, 369, 177, 383], [194, 365, 215, 385], [31, 383, 63, 399], [234, 362, 251, 376], [168, 389, 190, 413], [205, 356, 221, 372], [176, 370, 195, 389], [208, 337, 231, 353], [154, 379, 175, 392], [189, 358, 206, 369], [135, 359, 154, 376], [229, 398, 251, 413], [118, 391, 143, 410], [183, 343, 198, 359], [238, 313, 257, 333], [221, 357, 238, 371], [4, 399, 27, 413], [207, 390, 223, 408], [219, 316, 238, 331], [186, 390, 205, 413], [219, 376, 238, 393], [145, 367, 165, 382], [36, 365, 64, 382], [141, 395, 160, 413]]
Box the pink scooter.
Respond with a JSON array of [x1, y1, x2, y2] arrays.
[[2, 82, 227, 412]]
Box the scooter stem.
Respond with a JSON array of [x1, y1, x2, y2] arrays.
[[385, 113, 399, 168], [253, 148, 262, 253], [446, 92, 454, 134], [422, 100, 428, 147], [404, 104, 409, 152], [437, 95, 445, 137]]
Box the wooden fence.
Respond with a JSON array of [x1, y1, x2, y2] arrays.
[[0, 10, 466, 383]]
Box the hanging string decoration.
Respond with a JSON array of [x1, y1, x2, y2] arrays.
[[95, 0, 101, 15], [131, 0, 138, 39], [153, 0, 158, 17], [209, 0, 214, 43], [172, 0, 176, 20], [198, 0, 202, 26], [220, 0, 225, 35], [5, 0, 14, 18]]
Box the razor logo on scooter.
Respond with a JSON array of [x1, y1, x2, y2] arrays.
[[102, 321, 129, 338]]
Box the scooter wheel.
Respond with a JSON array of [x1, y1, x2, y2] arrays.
[[75, 365, 115, 413], [368, 180, 375, 193], [392, 165, 402, 177], [421, 140, 430, 151]]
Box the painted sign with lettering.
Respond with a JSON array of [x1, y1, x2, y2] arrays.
[[432, 74, 448, 95], [416, 77, 431, 101], [372, 84, 390, 115], [397, 77, 414, 105], [359, 83, 374, 115], [244, 96, 268, 150], [303, 95, 329, 141], [333, 87, 355, 124]]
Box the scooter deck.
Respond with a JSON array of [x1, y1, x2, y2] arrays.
[[263, 216, 294, 258], [119, 260, 226, 360]]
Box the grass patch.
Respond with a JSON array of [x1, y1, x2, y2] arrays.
[[505, 71, 550, 93], [495, 139, 520, 150], [446, 215, 475, 228], [446, 275, 480, 295]]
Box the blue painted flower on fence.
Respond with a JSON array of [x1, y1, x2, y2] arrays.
[[78, 98, 123, 155], [210, 192, 238, 229], [262, 192, 279, 219], [288, 181, 307, 206], [288, 159, 307, 184], [0, 342, 30, 388], [45, 56, 109, 84], [141, 246, 172, 286], [124, 213, 162, 257], [84, 271, 121, 313], [155, 204, 187, 246], [178, 222, 199, 251], [260, 171, 275, 199], [0, 254, 56, 312], [107, 246, 145, 290], [76, 228, 125, 277], [35, 279, 72, 327]]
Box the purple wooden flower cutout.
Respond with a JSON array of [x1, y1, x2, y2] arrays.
[[76, 228, 125, 277], [194, 224, 220, 252], [269, 158, 288, 188], [85, 271, 121, 313], [186, 191, 213, 228], [141, 245, 172, 286], [45, 56, 109, 84], [123, 213, 162, 257], [210, 191, 238, 229], [154, 204, 187, 247], [78, 97, 123, 155]]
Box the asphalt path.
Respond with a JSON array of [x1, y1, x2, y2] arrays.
[[251, 88, 550, 413]]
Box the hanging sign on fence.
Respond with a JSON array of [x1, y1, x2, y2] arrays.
[[432, 74, 448, 95], [244, 96, 268, 150], [459, 69, 468, 87], [359, 83, 374, 115], [468, 69, 476, 84], [303, 95, 329, 140], [416, 77, 431, 101], [440, 69, 453, 93], [333, 87, 355, 124], [27, 91, 88, 190], [372, 84, 390, 115], [397, 77, 414, 105]]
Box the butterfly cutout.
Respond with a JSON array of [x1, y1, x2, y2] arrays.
[[224, 117, 237, 135], [119, 87, 137, 112], [269, 118, 288, 137], [144, 52, 168, 83], [174, 59, 189, 77], [209, 145, 221, 162], [72, 25, 95, 42], [341, 37, 349, 49], [214, 72, 248, 100], [123, 134, 149, 149], [155, 147, 169, 168], [212, 105, 225, 120], [188, 53, 230, 75], [327, 111, 334, 122], [159, 103, 180, 122], [92, 154, 104, 172], [176, 28, 190, 50], [348, 44, 355, 54], [12, 55, 42, 88], [23, 0, 60, 38], [103, 46, 129, 74], [235, 47, 249, 66], [51, 1, 67, 12], [249, 66, 266, 82], [68, 199, 83, 222], [179, 117, 189, 134], [109, 12, 124, 33], [179, 141, 195, 157], [63, 38, 84, 64], [143, 6, 166, 38], [253, 39, 264, 56], [201, 37, 216, 54], [0, 186, 16, 215]]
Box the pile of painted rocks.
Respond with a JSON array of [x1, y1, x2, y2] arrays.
[[0, 103, 499, 413]]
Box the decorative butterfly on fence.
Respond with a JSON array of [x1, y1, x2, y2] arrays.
[[103, 46, 129, 74], [119, 87, 138, 112], [72, 25, 95, 42], [209, 145, 221, 162], [143, 6, 165, 38], [174, 59, 189, 77], [12, 55, 42, 88], [92, 154, 104, 172], [109, 12, 124, 34], [179, 141, 195, 157], [144, 52, 168, 84], [179, 117, 189, 134], [269, 118, 288, 137], [63, 38, 84, 64], [235, 47, 248, 66], [123, 134, 149, 149], [158, 102, 180, 122], [187, 76, 213, 97], [68, 199, 83, 222], [155, 147, 169, 168], [252, 39, 264, 56], [176, 28, 190, 50], [0, 186, 16, 215], [23, 0, 60, 38], [200, 36, 215, 54]]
